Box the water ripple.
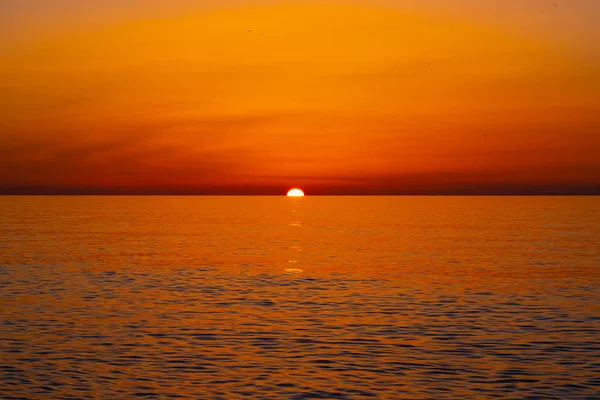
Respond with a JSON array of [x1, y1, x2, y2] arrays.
[[1, 196, 599, 399]]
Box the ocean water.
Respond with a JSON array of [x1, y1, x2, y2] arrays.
[[1, 196, 599, 399]]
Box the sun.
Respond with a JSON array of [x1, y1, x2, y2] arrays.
[[287, 188, 305, 197]]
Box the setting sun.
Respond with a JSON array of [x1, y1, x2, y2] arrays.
[[287, 189, 305, 197]]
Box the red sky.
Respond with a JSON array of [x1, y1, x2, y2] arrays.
[[1, 0, 599, 194]]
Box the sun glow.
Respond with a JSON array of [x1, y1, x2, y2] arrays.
[[287, 188, 305, 197]]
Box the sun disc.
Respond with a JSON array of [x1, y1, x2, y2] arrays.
[[287, 188, 305, 197]]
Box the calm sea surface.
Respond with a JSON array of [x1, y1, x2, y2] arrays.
[[1, 196, 599, 399]]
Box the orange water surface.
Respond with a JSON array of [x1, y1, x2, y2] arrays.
[[1, 196, 599, 399]]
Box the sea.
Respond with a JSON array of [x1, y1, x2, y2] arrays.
[[1, 196, 599, 399]]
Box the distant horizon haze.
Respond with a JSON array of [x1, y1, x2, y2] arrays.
[[0, 185, 598, 196]]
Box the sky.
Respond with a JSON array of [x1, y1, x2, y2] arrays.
[[1, 0, 599, 195]]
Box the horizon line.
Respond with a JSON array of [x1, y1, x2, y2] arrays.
[[1, 185, 599, 196], [1, 193, 598, 197]]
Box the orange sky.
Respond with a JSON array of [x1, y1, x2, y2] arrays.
[[1, 0, 599, 194]]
